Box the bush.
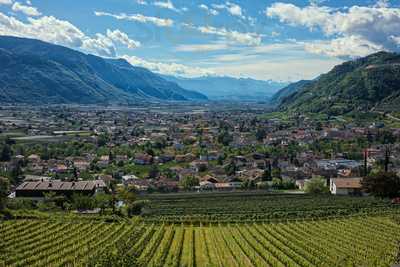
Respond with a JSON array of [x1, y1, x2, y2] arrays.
[[304, 176, 329, 194], [126, 200, 149, 216]]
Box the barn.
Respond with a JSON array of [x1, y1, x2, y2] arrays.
[[15, 180, 106, 198]]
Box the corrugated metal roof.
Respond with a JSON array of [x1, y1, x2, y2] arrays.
[[16, 180, 105, 191]]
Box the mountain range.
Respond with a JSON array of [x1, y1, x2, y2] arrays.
[[0, 36, 207, 104], [276, 51, 400, 115], [162, 75, 287, 101]]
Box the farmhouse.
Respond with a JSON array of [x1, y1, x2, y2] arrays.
[[15, 180, 106, 198], [330, 178, 364, 196]]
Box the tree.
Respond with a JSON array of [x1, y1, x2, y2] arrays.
[[255, 128, 266, 142], [272, 178, 282, 189], [262, 169, 272, 181], [180, 176, 199, 190], [71, 193, 95, 211], [9, 161, 23, 185], [217, 131, 233, 146], [118, 186, 137, 206], [0, 144, 11, 162], [95, 193, 112, 213], [224, 160, 237, 176], [304, 176, 329, 194], [148, 165, 159, 179], [0, 177, 10, 210], [362, 171, 400, 198], [38, 192, 61, 211], [383, 145, 392, 172], [271, 168, 282, 179]]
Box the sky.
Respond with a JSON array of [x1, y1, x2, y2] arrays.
[[0, 0, 400, 82]]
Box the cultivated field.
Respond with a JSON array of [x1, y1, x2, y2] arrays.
[[143, 192, 400, 223], [1, 216, 399, 267]]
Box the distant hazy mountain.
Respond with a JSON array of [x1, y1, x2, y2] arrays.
[[162, 75, 287, 101], [270, 80, 312, 105], [0, 36, 207, 104], [279, 51, 400, 115]]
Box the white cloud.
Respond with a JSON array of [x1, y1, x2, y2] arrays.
[[12, 2, 41, 16], [0, 12, 139, 57], [185, 24, 261, 46], [153, 0, 186, 13], [212, 2, 245, 19], [198, 4, 219, 16], [122, 55, 214, 77], [266, 2, 400, 57], [271, 31, 280, 37], [305, 36, 384, 58], [154, 0, 175, 10], [0, 14, 86, 47], [82, 33, 116, 57], [106, 29, 141, 49], [175, 43, 228, 52], [0, 0, 12, 5], [94, 11, 173, 27], [136, 0, 147, 5]]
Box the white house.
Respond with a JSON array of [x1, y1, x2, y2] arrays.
[[122, 174, 140, 185], [330, 177, 364, 196]]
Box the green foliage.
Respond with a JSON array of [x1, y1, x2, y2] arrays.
[[217, 131, 233, 146], [87, 241, 138, 267], [0, 144, 12, 162], [280, 52, 400, 115], [180, 176, 199, 190], [0, 176, 10, 210], [362, 171, 400, 198], [95, 193, 112, 213], [71, 193, 96, 211], [304, 176, 329, 194]]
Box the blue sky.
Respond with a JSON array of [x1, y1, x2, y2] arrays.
[[0, 0, 400, 81]]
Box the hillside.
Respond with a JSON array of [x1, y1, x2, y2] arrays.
[[279, 52, 400, 115], [270, 80, 311, 105], [0, 36, 207, 104], [163, 75, 287, 100]]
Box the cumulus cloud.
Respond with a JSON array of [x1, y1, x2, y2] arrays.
[[198, 4, 219, 16], [0, 14, 86, 47], [136, 0, 147, 5], [0, 0, 12, 5], [305, 36, 384, 58], [106, 29, 141, 49], [82, 33, 116, 57], [12, 2, 41, 16], [184, 24, 261, 46], [212, 2, 245, 19], [94, 11, 173, 27], [0, 12, 140, 57], [266, 1, 400, 57], [122, 55, 214, 77], [153, 0, 178, 11]]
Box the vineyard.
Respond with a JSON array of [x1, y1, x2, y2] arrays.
[[1, 216, 400, 266], [142, 192, 400, 223]]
